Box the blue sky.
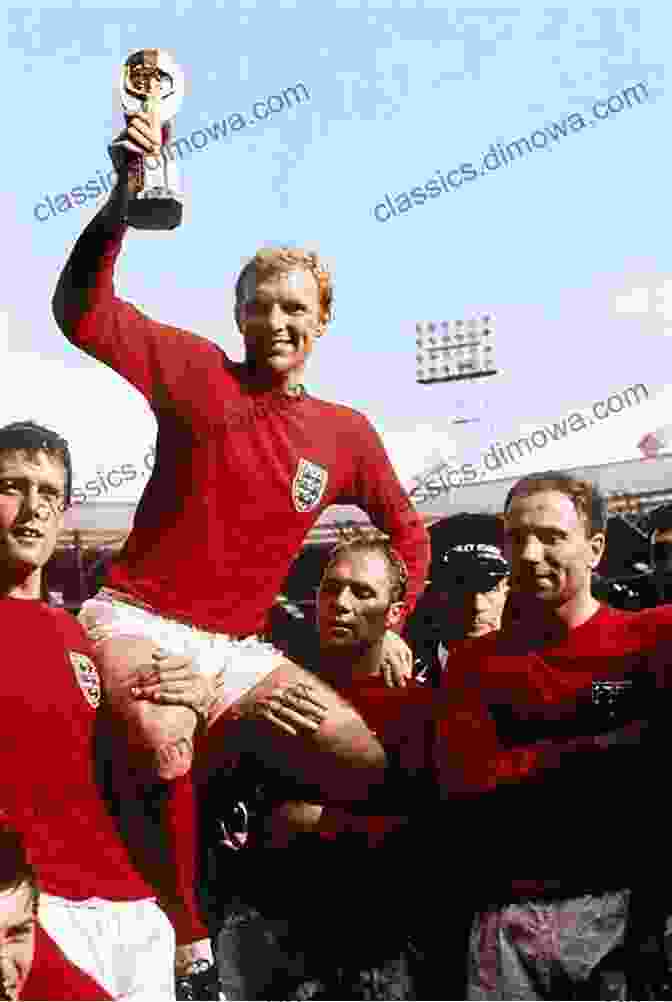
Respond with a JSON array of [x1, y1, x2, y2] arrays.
[[4, 2, 671, 501]]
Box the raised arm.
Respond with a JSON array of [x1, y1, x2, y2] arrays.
[[51, 113, 221, 412], [52, 109, 151, 339], [52, 193, 126, 338]]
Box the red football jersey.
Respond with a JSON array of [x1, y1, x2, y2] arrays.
[[435, 602, 672, 897], [58, 225, 430, 636], [0, 597, 152, 901], [315, 675, 434, 845]]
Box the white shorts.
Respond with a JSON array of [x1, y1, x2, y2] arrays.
[[39, 893, 176, 1001], [78, 588, 285, 718]]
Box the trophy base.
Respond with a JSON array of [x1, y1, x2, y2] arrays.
[[126, 193, 183, 230]]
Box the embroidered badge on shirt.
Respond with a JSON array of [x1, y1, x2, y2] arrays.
[[69, 652, 102, 709], [292, 458, 328, 513], [591, 679, 634, 726]]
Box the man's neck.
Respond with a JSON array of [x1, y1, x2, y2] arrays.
[[320, 642, 385, 685], [244, 363, 307, 396], [515, 590, 600, 639]]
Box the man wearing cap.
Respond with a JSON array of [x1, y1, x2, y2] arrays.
[[409, 529, 510, 688]]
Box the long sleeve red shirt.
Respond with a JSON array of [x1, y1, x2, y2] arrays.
[[314, 675, 435, 846], [0, 598, 152, 902], [56, 222, 429, 635], [434, 602, 672, 898]]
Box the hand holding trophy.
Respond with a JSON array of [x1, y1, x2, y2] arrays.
[[109, 49, 185, 230]]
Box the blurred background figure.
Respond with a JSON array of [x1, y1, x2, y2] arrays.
[[600, 503, 672, 611], [647, 503, 672, 605]]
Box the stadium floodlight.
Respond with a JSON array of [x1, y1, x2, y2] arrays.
[[414, 315, 497, 384]]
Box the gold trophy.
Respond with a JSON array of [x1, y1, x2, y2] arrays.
[[110, 49, 185, 230]]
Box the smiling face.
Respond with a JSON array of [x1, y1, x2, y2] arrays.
[[0, 884, 36, 1000], [0, 450, 67, 596], [504, 489, 605, 609], [237, 266, 324, 387]]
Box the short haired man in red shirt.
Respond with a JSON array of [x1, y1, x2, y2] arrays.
[[250, 533, 433, 1000], [265, 532, 433, 848], [0, 422, 177, 999], [435, 470, 672, 999], [52, 106, 429, 993], [52, 108, 427, 778]]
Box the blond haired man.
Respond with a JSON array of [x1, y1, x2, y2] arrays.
[[53, 107, 429, 997]]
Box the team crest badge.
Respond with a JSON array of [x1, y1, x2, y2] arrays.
[[69, 652, 102, 709], [292, 458, 328, 513], [591, 679, 633, 726]]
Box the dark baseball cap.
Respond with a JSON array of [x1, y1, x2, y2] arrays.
[[431, 542, 510, 593]]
